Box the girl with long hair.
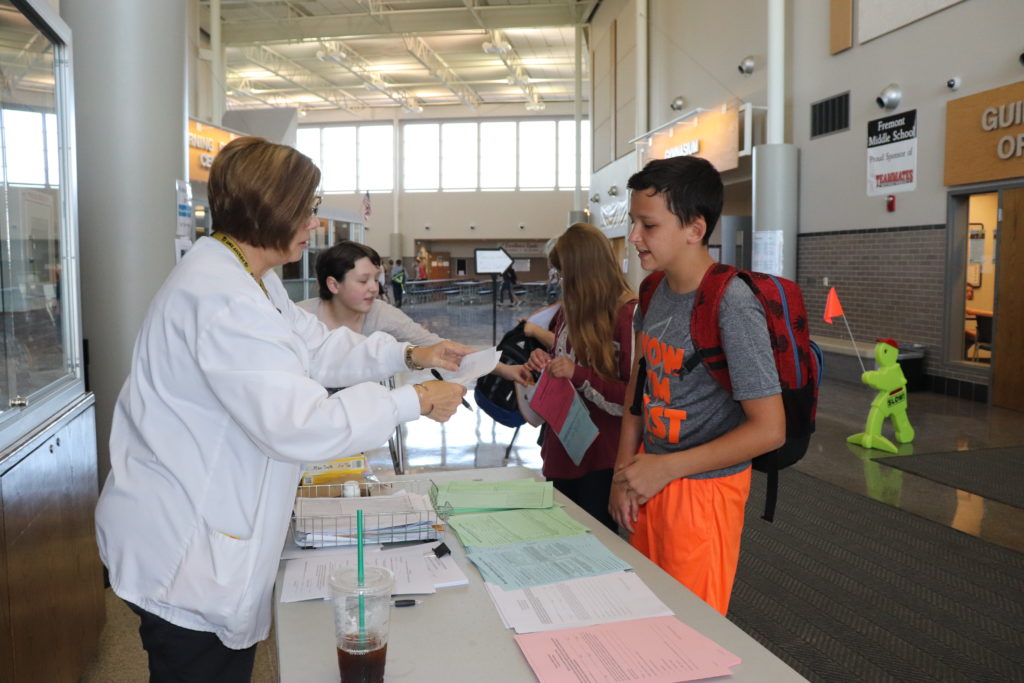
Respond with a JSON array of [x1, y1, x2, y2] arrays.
[[525, 223, 637, 530]]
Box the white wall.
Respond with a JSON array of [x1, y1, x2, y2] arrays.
[[791, 0, 1024, 232], [322, 190, 575, 258], [592, 0, 1024, 236]]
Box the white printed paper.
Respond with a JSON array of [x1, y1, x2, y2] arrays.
[[484, 571, 673, 634]]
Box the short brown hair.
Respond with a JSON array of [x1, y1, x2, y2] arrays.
[[208, 136, 321, 252], [315, 241, 382, 300]]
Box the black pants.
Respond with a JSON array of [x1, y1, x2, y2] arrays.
[[549, 469, 618, 533], [126, 601, 257, 683], [391, 281, 403, 307]]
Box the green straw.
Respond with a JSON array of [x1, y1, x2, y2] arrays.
[[356, 509, 366, 646]]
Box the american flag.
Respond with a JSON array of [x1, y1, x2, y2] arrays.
[[362, 191, 372, 222]]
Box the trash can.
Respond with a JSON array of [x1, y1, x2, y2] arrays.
[[898, 343, 926, 392]]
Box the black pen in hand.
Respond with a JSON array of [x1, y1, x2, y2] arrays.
[[431, 369, 472, 410]]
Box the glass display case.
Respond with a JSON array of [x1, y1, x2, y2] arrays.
[[0, 6, 102, 683], [0, 0, 85, 443]]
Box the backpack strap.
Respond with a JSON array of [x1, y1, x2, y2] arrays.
[[631, 271, 664, 416], [762, 469, 779, 522], [690, 263, 739, 394]]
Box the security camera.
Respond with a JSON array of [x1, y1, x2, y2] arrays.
[[738, 56, 755, 75], [1019, 52, 1024, 67], [875, 84, 902, 110], [946, 77, 961, 91]]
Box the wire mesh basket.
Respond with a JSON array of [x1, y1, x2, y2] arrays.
[[292, 479, 448, 548]]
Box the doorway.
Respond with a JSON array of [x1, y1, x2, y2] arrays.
[[992, 187, 1024, 411]]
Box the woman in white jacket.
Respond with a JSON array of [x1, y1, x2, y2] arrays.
[[94, 137, 468, 682]]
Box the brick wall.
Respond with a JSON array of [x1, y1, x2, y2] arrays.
[[797, 224, 984, 385]]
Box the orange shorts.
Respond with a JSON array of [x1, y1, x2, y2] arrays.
[[630, 467, 751, 615]]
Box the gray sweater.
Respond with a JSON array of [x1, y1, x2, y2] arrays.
[[297, 298, 443, 346]]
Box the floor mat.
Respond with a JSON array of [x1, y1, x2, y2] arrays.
[[873, 447, 1024, 509]]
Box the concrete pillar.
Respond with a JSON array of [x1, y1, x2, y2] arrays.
[[752, 144, 798, 279], [62, 0, 187, 480]]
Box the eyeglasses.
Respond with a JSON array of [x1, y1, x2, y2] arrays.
[[311, 196, 322, 217]]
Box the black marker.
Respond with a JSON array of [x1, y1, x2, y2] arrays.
[[393, 599, 421, 607], [431, 369, 472, 410]]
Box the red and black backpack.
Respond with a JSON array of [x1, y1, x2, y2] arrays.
[[631, 263, 822, 522]]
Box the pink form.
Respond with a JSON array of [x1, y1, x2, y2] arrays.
[[515, 615, 741, 683]]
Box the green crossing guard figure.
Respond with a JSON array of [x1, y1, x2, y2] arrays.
[[847, 338, 915, 454]]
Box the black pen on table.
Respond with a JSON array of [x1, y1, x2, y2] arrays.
[[393, 599, 421, 607], [431, 369, 472, 410]]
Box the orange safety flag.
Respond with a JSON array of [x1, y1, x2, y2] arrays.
[[824, 286, 844, 324]]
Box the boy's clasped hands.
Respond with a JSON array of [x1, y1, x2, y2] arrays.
[[611, 453, 676, 531]]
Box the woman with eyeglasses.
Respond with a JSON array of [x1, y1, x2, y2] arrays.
[[94, 137, 469, 682], [299, 240, 532, 385]]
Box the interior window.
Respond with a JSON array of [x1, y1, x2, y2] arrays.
[[963, 193, 997, 363]]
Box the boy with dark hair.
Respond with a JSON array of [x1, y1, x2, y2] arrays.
[[611, 156, 785, 615]]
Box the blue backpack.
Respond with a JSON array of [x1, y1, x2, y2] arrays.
[[474, 321, 540, 428]]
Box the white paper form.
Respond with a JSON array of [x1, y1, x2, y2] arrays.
[[484, 571, 674, 634], [436, 346, 501, 385], [466, 534, 631, 590], [375, 542, 469, 589], [279, 545, 442, 602]]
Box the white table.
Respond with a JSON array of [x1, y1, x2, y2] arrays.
[[274, 467, 807, 682]]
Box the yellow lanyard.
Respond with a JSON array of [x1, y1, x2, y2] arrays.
[[212, 232, 272, 301]]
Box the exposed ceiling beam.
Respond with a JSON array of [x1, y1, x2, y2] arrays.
[[220, 3, 589, 45], [402, 34, 481, 110], [236, 45, 367, 113], [484, 30, 544, 110], [317, 41, 423, 112]]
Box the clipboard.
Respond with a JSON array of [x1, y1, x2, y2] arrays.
[[515, 381, 544, 427]]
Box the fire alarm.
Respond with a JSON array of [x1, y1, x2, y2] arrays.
[[886, 194, 896, 212]]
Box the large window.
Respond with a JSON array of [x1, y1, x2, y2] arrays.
[[441, 122, 477, 191], [518, 121, 556, 190], [479, 121, 517, 190], [300, 118, 590, 193], [358, 125, 393, 191], [403, 123, 439, 191], [298, 124, 393, 192]]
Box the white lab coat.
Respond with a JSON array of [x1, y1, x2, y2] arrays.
[[95, 237, 420, 649]]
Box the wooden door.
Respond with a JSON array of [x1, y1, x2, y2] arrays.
[[431, 251, 451, 279], [992, 187, 1024, 411]]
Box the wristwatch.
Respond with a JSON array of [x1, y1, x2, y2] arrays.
[[404, 345, 425, 371]]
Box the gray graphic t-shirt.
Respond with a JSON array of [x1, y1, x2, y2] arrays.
[[635, 277, 780, 479]]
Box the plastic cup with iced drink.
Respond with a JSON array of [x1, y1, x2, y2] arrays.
[[329, 565, 393, 682]]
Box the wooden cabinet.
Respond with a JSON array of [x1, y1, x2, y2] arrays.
[[0, 399, 104, 682]]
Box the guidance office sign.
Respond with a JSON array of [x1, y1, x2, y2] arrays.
[[945, 80, 1024, 186], [867, 110, 917, 196]]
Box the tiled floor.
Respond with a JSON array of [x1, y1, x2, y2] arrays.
[[378, 298, 1024, 553]]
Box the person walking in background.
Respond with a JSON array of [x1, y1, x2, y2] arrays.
[[524, 223, 637, 531], [611, 156, 784, 615], [390, 259, 406, 308], [498, 264, 521, 308], [546, 262, 561, 303]]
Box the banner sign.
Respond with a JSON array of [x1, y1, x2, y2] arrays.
[[866, 110, 917, 196]]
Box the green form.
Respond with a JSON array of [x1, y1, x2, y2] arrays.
[[436, 479, 554, 514], [448, 507, 589, 548]]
